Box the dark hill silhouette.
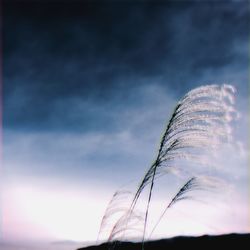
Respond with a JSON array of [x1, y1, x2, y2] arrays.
[[77, 234, 250, 250]]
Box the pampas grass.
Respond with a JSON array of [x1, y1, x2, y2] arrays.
[[98, 84, 237, 246], [97, 191, 133, 242]]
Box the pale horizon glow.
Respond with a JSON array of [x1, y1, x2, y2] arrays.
[[2, 181, 107, 242], [2, 177, 249, 243]]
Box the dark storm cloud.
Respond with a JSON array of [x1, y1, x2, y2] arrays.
[[3, 1, 249, 132]]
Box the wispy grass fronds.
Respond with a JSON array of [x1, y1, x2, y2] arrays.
[[97, 190, 132, 242], [128, 84, 236, 241], [149, 175, 221, 237], [149, 177, 197, 237], [99, 84, 237, 244], [108, 210, 144, 242]]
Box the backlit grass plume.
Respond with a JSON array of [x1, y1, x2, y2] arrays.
[[149, 175, 222, 238], [97, 190, 133, 242], [130, 84, 236, 240], [99, 84, 237, 243]]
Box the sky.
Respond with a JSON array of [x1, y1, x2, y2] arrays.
[[1, 0, 249, 245]]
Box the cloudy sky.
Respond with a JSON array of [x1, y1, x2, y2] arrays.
[[1, 0, 249, 244]]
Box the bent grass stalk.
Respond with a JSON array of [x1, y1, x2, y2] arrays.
[[98, 84, 237, 245]]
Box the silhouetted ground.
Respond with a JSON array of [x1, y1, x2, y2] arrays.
[[77, 233, 250, 250]]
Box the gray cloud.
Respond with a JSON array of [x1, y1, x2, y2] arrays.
[[3, 0, 249, 188], [3, 84, 176, 185], [3, 1, 249, 132]]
